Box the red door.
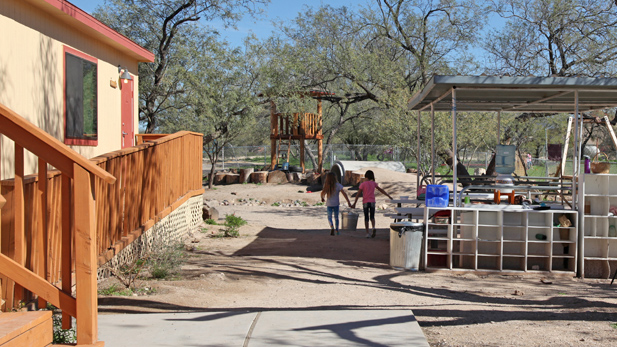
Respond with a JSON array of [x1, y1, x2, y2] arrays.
[[121, 79, 134, 148]]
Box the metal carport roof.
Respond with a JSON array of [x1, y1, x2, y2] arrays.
[[408, 75, 617, 112]]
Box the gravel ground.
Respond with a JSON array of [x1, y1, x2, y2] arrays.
[[98, 168, 617, 346]]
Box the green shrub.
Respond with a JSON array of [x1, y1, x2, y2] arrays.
[[148, 243, 185, 279], [205, 219, 218, 225], [223, 214, 247, 237]]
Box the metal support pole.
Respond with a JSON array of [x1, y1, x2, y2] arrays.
[[574, 90, 580, 208], [497, 110, 501, 145], [431, 104, 435, 184], [545, 129, 549, 177], [452, 88, 458, 207], [417, 110, 421, 191]]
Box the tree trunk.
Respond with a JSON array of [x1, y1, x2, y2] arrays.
[[225, 173, 240, 184], [438, 149, 472, 186], [208, 162, 216, 189], [240, 168, 253, 183], [485, 152, 496, 176], [305, 143, 319, 171], [251, 171, 268, 184], [214, 172, 227, 185]]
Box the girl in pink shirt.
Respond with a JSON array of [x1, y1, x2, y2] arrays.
[[351, 170, 392, 238]]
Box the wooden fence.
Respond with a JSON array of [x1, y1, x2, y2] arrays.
[[0, 102, 115, 345], [272, 113, 322, 139], [91, 131, 204, 265], [1, 99, 203, 345]]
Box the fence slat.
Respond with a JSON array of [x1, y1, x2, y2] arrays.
[[36, 158, 47, 309], [13, 144, 25, 306], [61, 174, 72, 329]]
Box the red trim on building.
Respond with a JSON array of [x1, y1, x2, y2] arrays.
[[63, 46, 99, 147], [41, 0, 154, 62]]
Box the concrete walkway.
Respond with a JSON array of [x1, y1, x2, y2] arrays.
[[98, 309, 429, 346]]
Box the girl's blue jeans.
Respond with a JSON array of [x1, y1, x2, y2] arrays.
[[327, 206, 339, 230]]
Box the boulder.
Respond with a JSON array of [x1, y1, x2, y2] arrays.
[[306, 172, 321, 186], [268, 170, 288, 184], [202, 206, 220, 221]]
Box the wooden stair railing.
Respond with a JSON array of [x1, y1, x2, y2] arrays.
[[0, 102, 115, 346]]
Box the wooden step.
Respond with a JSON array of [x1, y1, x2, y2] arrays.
[[0, 311, 53, 347]]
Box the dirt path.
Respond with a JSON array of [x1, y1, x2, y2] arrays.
[[98, 169, 617, 346]]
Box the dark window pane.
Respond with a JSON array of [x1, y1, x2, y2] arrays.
[[65, 52, 97, 141]]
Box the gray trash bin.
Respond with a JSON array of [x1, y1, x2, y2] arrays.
[[390, 221, 424, 271]]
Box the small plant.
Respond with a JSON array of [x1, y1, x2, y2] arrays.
[[148, 243, 185, 279], [205, 219, 218, 225], [314, 202, 325, 206], [52, 313, 76, 344], [611, 323, 617, 329], [201, 227, 208, 233], [223, 214, 247, 237], [102, 257, 146, 292], [272, 202, 281, 207], [98, 284, 133, 296], [254, 182, 262, 186], [300, 201, 309, 207]]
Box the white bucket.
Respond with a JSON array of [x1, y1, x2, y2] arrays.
[[341, 212, 359, 231]]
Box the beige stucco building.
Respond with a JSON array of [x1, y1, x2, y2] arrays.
[[0, 0, 154, 178]]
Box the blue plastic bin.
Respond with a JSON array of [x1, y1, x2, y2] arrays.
[[426, 184, 449, 207]]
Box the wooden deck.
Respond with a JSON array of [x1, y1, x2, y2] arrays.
[[0, 307, 52, 347]]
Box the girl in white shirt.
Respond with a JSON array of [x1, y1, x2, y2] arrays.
[[321, 172, 352, 235]]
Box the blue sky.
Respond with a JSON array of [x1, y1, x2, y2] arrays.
[[69, 0, 358, 46]]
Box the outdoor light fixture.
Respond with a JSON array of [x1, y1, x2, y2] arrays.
[[118, 65, 133, 83]]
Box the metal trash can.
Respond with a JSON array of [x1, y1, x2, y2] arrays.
[[341, 212, 359, 231], [390, 221, 424, 271]]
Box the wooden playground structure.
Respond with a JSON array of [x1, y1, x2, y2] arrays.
[[269, 91, 329, 173]]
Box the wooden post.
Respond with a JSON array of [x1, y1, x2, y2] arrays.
[[293, 113, 299, 136], [37, 158, 48, 309], [561, 117, 573, 176], [0, 194, 5, 310], [300, 139, 305, 173], [271, 138, 277, 170], [73, 165, 98, 345], [61, 174, 72, 329], [318, 139, 323, 173], [317, 100, 323, 173], [603, 116, 617, 150], [14, 144, 25, 306]]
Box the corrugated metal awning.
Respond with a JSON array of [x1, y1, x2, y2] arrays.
[[408, 75, 617, 112]]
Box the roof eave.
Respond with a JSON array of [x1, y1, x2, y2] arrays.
[[32, 0, 154, 62]]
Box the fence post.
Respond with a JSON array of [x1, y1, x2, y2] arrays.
[[73, 164, 98, 345]]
